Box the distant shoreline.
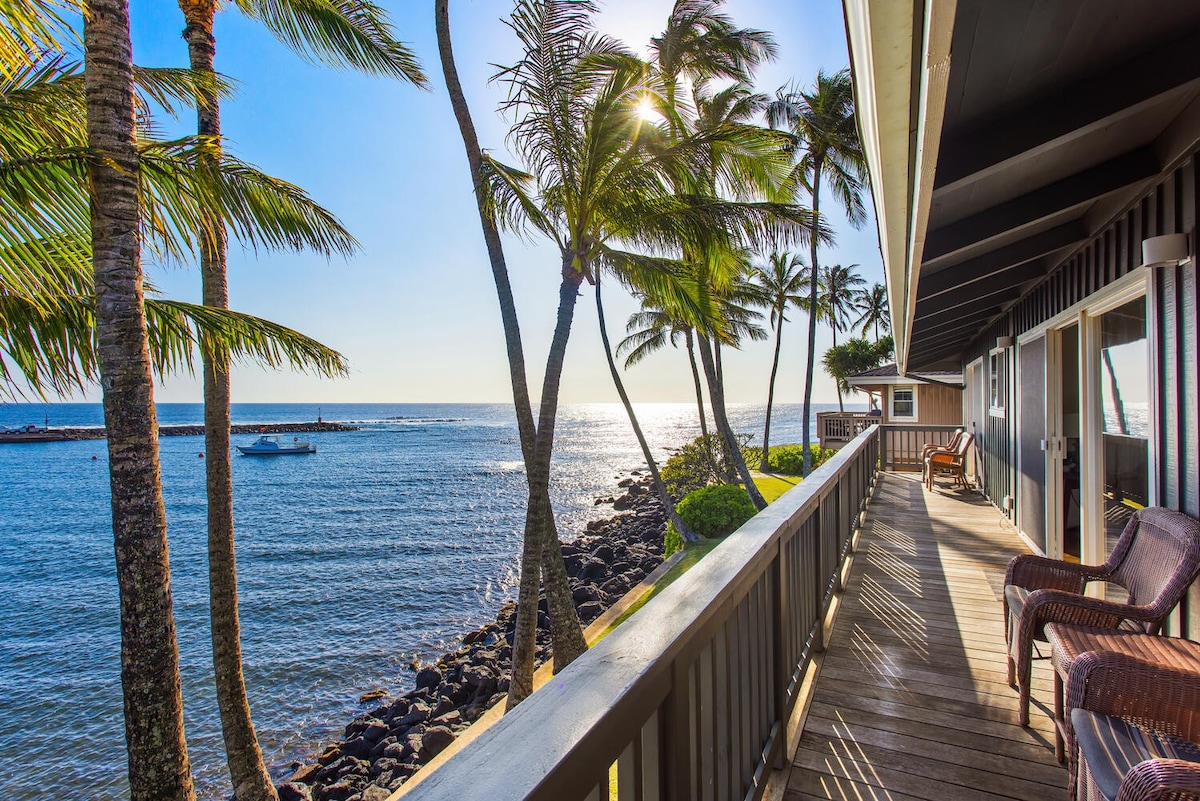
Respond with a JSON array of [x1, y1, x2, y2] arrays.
[[0, 421, 358, 443]]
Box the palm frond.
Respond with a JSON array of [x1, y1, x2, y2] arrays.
[[479, 153, 557, 241], [137, 137, 359, 260], [0, 1, 80, 79], [234, 0, 427, 85], [0, 292, 348, 399]]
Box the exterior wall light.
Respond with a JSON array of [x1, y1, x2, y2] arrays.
[[995, 336, 1014, 348], [1141, 233, 1190, 267]]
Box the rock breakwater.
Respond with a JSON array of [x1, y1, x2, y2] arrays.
[[281, 473, 668, 801], [0, 421, 357, 443]]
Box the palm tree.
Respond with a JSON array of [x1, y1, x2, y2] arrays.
[[83, 1, 193, 797], [7, 14, 356, 798], [618, 305, 711, 441], [435, 0, 587, 677], [856, 281, 889, 341], [484, 0, 802, 706], [751, 251, 807, 471], [175, 3, 422, 797], [768, 68, 867, 474], [650, 0, 775, 111], [822, 263, 864, 349], [821, 262, 864, 411]]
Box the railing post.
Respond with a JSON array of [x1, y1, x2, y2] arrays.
[[810, 501, 824, 654], [771, 543, 787, 770], [664, 660, 693, 801]]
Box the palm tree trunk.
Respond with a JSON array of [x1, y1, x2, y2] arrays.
[[595, 279, 699, 542], [831, 313, 844, 413], [508, 261, 585, 710], [436, 0, 585, 676], [180, 9, 277, 800], [696, 333, 768, 510], [85, 2, 194, 799], [802, 162, 823, 476], [761, 320, 784, 472], [684, 329, 709, 440], [1102, 348, 1129, 435]]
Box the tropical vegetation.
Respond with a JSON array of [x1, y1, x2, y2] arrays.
[[821, 335, 894, 399], [2, 0, 884, 796]]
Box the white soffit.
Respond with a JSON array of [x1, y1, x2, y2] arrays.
[[843, 0, 956, 374]]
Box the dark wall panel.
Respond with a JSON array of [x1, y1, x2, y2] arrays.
[[959, 149, 1200, 638]]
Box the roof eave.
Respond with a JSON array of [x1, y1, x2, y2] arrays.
[[843, 0, 956, 374]]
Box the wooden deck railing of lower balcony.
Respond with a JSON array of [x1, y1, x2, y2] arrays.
[[402, 426, 881, 801], [880, 424, 960, 471]]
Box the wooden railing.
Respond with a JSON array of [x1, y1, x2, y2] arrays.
[[402, 427, 880, 801], [879, 424, 960, 471], [816, 411, 876, 448]]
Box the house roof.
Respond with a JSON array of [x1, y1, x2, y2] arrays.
[[843, 0, 1200, 370], [846, 363, 963, 387]]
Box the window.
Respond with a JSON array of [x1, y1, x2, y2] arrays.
[[989, 348, 1007, 417], [891, 385, 916, 419]]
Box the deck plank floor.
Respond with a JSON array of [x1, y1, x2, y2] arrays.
[[786, 472, 1068, 801]]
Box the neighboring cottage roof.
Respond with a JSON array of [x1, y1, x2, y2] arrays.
[[846, 363, 964, 386]]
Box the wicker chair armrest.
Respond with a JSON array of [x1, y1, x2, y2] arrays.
[[1114, 759, 1200, 801], [1067, 651, 1200, 740], [1022, 588, 1152, 635], [1005, 554, 1093, 593]]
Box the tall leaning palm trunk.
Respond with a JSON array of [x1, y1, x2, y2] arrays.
[[509, 261, 586, 707], [595, 278, 699, 541], [802, 160, 822, 470], [696, 332, 767, 509], [683, 329, 709, 439], [85, 1, 195, 799], [761, 310, 784, 471], [178, 3, 276, 799], [435, 0, 585, 680]]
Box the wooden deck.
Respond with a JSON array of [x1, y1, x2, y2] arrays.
[[786, 472, 1068, 801]]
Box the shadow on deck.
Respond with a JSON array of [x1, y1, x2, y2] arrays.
[[787, 472, 1067, 801]]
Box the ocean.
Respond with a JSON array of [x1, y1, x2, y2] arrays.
[[0, 401, 855, 799]]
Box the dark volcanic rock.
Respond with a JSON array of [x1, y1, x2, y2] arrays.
[[413, 667, 440, 691], [291, 469, 668, 800], [278, 782, 313, 801], [420, 725, 456, 759]]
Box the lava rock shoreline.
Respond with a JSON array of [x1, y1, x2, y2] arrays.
[[279, 473, 669, 801]]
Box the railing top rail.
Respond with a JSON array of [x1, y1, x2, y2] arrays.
[[402, 425, 880, 800], [879, 424, 961, 432]]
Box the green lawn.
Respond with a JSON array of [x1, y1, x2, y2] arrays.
[[753, 473, 801, 503], [596, 473, 800, 641]]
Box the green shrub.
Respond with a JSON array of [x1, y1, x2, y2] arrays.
[[764, 444, 833, 475], [664, 522, 684, 557], [676, 484, 758, 539], [662, 433, 748, 501]]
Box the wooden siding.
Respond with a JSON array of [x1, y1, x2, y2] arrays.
[[787, 473, 1065, 801], [918, 383, 965, 426], [853, 383, 963, 426], [963, 150, 1200, 640]]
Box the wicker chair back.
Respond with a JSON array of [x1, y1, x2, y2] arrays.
[[1107, 507, 1200, 628]]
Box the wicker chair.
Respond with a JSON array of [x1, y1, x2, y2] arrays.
[[920, 428, 963, 483], [1003, 507, 1200, 726], [1064, 649, 1200, 800], [924, 432, 973, 490]]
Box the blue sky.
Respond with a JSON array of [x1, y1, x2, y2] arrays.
[[125, 0, 883, 404]]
